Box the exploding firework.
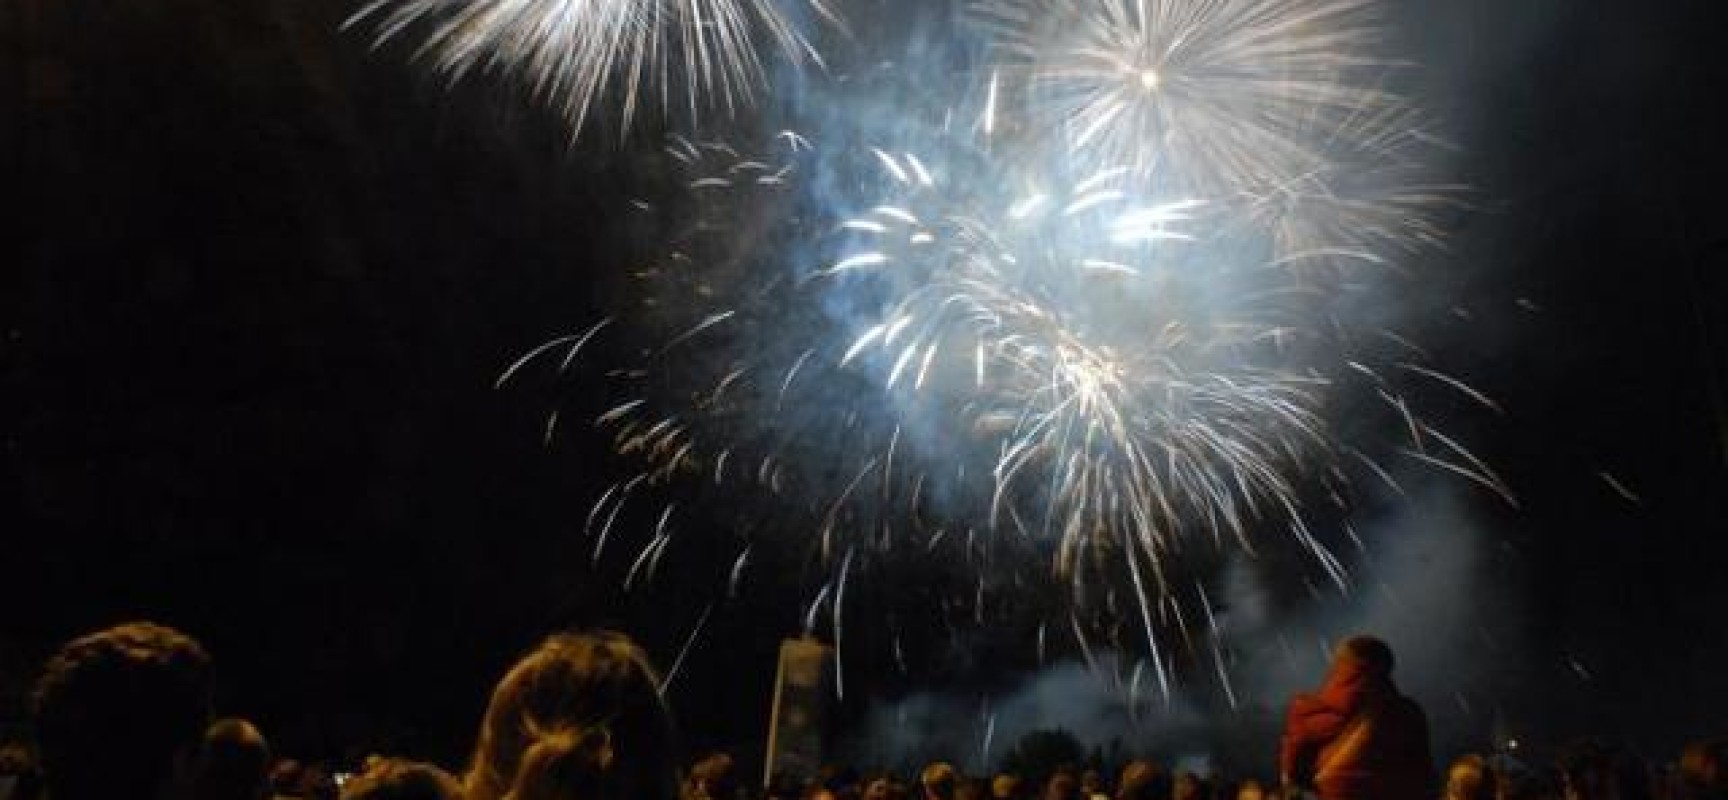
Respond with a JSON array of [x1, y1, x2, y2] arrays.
[[971, 0, 1398, 197], [804, 136, 1364, 691], [504, 111, 1494, 695], [347, 0, 839, 134], [823, 149, 1330, 573], [481, 0, 1498, 698]]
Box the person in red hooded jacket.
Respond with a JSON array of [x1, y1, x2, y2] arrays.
[[1279, 635, 1435, 800]]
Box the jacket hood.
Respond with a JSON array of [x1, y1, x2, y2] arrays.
[[1316, 656, 1395, 715]]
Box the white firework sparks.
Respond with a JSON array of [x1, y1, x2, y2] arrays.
[[347, 0, 838, 134], [828, 148, 1336, 589], [974, 0, 1395, 195]]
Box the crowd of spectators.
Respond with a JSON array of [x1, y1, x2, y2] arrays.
[[0, 622, 1722, 800]]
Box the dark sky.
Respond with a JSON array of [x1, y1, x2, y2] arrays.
[[5, 0, 1728, 771]]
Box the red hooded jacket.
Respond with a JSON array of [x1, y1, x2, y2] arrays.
[[1279, 657, 1435, 800]]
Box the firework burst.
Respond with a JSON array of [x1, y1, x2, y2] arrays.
[[824, 149, 1333, 573], [812, 141, 1369, 685], [347, 0, 839, 134], [972, 0, 1396, 196]]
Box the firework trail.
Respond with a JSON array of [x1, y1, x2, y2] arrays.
[[347, 0, 839, 134]]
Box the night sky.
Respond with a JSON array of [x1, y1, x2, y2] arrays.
[[5, 0, 1728, 773]]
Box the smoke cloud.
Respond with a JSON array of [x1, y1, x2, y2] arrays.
[[838, 481, 1520, 776]]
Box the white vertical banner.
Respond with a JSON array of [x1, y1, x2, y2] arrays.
[[763, 637, 832, 787]]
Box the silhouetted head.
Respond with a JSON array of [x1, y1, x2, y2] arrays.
[[864, 774, 895, 800], [816, 763, 860, 799], [193, 718, 272, 800], [1115, 761, 1167, 800], [1680, 739, 1728, 793], [1042, 772, 1078, 800], [1333, 635, 1396, 679], [467, 631, 676, 800], [685, 753, 739, 800], [921, 763, 957, 800], [340, 758, 463, 800], [1171, 773, 1202, 800], [1444, 754, 1494, 800], [0, 741, 42, 800], [32, 622, 213, 800]]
